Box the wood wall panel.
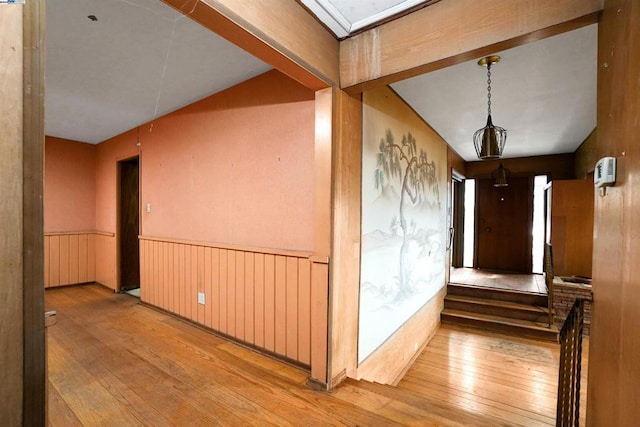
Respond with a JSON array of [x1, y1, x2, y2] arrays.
[[44, 232, 107, 288], [340, 0, 602, 91], [139, 236, 322, 368]]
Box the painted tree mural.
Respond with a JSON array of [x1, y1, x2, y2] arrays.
[[374, 129, 440, 299]]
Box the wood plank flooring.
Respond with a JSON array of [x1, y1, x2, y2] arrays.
[[46, 284, 587, 426], [450, 268, 548, 294]]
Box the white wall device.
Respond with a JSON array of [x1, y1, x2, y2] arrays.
[[594, 157, 616, 188]]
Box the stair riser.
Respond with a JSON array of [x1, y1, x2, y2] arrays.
[[444, 300, 549, 323], [441, 314, 558, 342], [447, 285, 548, 306]]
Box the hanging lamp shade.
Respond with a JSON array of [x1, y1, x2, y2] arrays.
[[492, 162, 511, 187], [473, 55, 507, 160]]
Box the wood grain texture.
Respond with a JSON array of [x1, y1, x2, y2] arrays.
[[328, 90, 363, 386], [44, 232, 103, 288], [139, 237, 315, 367], [47, 284, 583, 426], [340, 0, 603, 90], [23, 0, 46, 422], [587, 0, 640, 424], [0, 5, 24, 423], [161, 0, 337, 90], [465, 154, 575, 180], [550, 178, 594, 277]]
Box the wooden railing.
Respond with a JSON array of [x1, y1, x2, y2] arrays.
[[556, 298, 585, 427], [544, 243, 555, 328]]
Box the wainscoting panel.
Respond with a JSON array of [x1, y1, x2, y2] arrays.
[[139, 236, 325, 368], [44, 232, 101, 288]]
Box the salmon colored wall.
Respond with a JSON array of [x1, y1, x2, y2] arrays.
[[44, 137, 96, 232], [96, 70, 315, 252]]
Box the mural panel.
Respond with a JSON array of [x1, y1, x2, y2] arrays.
[[359, 87, 447, 362]]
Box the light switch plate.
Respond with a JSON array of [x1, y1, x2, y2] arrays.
[[197, 292, 205, 305]]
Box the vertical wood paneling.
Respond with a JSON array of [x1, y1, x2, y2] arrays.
[[190, 246, 198, 321], [298, 259, 311, 365], [153, 241, 160, 308], [44, 236, 50, 288], [59, 235, 70, 286], [136, 238, 314, 368], [244, 253, 255, 344], [235, 251, 245, 342], [164, 242, 170, 311], [204, 247, 213, 328], [49, 236, 60, 287], [219, 249, 228, 333], [197, 245, 205, 324], [227, 250, 237, 337], [68, 234, 79, 284], [168, 244, 175, 313], [87, 234, 96, 282], [254, 253, 265, 348], [274, 255, 287, 356], [311, 262, 329, 383], [286, 257, 299, 360], [78, 234, 88, 283], [178, 244, 186, 318], [264, 254, 275, 351], [211, 248, 220, 330]]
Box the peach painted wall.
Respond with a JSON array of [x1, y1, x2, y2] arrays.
[[44, 137, 96, 232], [96, 70, 315, 252]]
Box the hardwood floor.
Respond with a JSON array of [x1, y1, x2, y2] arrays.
[[46, 284, 587, 426], [450, 268, 548, 294]]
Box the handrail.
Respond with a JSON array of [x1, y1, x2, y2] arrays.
[[544, 243, 555, 328], [556, 298, 585, 426]]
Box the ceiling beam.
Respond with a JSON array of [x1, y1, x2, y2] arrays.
[[340, 0, 603, 92], [162, 0, 339, 91]]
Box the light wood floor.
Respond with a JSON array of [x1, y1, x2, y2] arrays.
[[450, 268, 548, 294], [46, 284, 587, 426]]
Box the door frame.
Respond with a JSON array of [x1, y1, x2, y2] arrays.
[[116, 155, 141, 292]]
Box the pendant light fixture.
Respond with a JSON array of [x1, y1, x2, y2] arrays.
[[492, 162, 511, 187], [473, 55, 507, 160]]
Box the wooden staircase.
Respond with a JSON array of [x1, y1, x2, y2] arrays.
[[442, 283, 558, 342]]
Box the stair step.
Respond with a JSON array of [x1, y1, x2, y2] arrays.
[[447, 283, 548, 306], [444, 294, 550, 323], [441, 309, 558, 342]]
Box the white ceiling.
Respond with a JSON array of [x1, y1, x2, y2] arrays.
[[391, 24, 598, 161], [46, 0, 271, 144], [46, 0, 597, 162]]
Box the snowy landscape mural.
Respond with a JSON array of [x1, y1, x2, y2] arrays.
[[359, 88, 447, 363]]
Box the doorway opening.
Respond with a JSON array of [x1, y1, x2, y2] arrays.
[[118, 157, 140, 295], [451, 175, 548, 294]]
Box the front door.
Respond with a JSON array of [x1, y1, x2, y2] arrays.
[[475, 177, 533, 273]]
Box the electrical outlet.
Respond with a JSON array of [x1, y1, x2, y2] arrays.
[[197, 292, 205, 305]]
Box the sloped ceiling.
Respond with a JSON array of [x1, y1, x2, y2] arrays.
[[47, 0, 597, 162], [46, 0, 271, 144]]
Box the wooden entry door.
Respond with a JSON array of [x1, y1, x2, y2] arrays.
[[119, 157, 140, 291], [475, 177, 533, 273]]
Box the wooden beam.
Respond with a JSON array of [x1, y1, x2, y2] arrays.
[[327, 90, 362, 388], [0, 5, 24, 424], [340, 0, 603, 91], [23, 0, 46, 424], [161, 0, 339, 90]]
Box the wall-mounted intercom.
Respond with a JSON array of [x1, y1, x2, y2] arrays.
[[594, 156, 616, 188]]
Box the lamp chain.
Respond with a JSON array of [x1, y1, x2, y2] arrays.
[[487, 62, 492, 116]]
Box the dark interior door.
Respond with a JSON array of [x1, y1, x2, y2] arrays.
[[119, 157, 140, 291], [475, 177, 533, 273], [451, 178, 465, 267]]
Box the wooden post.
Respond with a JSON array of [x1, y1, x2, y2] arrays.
[[23, 0, 46, 424]]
